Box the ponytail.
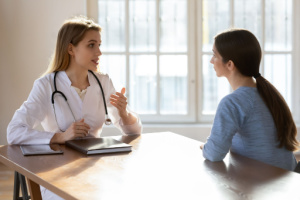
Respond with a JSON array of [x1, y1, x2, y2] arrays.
[[256, 76, 298, 151]]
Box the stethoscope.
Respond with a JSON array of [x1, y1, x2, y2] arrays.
[[51, 70, 112, 131]]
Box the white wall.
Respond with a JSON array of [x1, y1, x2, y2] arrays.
[[0, 0, 87, 145]]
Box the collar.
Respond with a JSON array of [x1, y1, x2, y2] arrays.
[[58, 71, 97, 88]]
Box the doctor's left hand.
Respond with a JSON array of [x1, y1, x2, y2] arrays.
[[110, 88, 137, 125], [110, 87, 128, 117]]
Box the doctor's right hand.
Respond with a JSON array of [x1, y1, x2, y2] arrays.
[[50, 119, 90, 144]]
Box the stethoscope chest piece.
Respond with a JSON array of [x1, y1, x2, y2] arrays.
[[105, 115, 112, 125]]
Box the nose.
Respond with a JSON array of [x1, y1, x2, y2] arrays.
[[210, 56, 213, 64], [96, 47, 102, 56]]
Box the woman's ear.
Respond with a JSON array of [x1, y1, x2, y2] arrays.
[[68, 43, 74, 56], [226, 60, 236, 72]]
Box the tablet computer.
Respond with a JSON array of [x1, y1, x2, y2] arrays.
[[20, 144, 63, 156]]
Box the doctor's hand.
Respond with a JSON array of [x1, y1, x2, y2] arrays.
[[110, 87, 128, 116], [50, 119, 90, 144], [110, 87, 137, 125]]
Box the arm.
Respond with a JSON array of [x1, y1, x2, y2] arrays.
[[110, 87, 142, 135], [110, 87, 137, 125], [7, 78, 54, 144], [201, 96, 245, 162], [50, 119, 90, 144], [8, 76, 92, 145], [103, 75, 142, 135]]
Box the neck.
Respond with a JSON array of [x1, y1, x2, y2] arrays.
[[65, 67, 90, 90], [226, 73, 256, 91]]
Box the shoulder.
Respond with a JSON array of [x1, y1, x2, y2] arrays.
[[214, 87, 259, 127], [25, 73, 54, 104], [32, 73, 53, 89], [221, 87, 256, 106], [90, 71, 111, 83], [89, 71, 116, 94], [218, 87, 257, 115]]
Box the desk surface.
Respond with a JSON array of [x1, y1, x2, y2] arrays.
[[0, 132, 299, 200]]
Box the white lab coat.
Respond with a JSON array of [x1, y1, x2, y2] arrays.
[[7, 71, 142, 145], [7, 71, 142, 200]]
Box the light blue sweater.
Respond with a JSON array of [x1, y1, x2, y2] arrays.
[[203, 87, 297, 171]]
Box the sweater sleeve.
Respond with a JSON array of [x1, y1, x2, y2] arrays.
[[7, 78, 55, 144], [202, 94, 250, 161]]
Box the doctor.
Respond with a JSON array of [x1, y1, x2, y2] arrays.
[[7, 15, 142, 200], [7, 16, 142, 145]]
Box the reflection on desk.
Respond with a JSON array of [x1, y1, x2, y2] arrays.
[[0, 132, 299, 200]]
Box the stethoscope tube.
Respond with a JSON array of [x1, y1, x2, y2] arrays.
[[52, 70, 112, 132], [52, 71, 68, 103], [88, 70, 112, 125]]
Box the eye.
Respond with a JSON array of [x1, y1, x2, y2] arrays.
[[88, 43, 95, 48], [212, 50, 216, 57]]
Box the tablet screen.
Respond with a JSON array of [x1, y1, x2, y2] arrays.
[[20, 144, 63, 156]]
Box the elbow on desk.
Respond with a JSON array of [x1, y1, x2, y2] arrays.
[[7, 125, 14, 145], [122, 126, 142, 136], [203, 150, 226, 162], [7, 129, 17, 145], [121, 118, 143, 136], [204, 155, 225, 162], [202, 148, 226, 162], [6, 123, 23, 145]]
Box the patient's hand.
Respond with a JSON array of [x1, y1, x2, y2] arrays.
[[200, 144, 204, 150]]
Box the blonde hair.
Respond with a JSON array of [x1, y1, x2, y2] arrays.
[[43, 16, 102, 76]]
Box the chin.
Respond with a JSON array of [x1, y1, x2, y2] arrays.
[[88, 66, 98, 72], [215, 73, 221, 77]]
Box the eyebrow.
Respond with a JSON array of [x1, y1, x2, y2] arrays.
[[87, 40, 98, 43]]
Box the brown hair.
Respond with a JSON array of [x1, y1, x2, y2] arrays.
[[43, 16, 101, 76], [215, 29, 298, 151]]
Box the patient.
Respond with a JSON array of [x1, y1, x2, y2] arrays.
[[200, 29, 298, 171]]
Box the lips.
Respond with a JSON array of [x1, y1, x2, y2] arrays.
[[92, 59, 99, 65]]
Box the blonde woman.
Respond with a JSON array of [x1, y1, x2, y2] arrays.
[[7, 16, 142, 199]]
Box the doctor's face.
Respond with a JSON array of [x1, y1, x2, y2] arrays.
[[71, 30, 102, 71], [210, 44, 229, 77]]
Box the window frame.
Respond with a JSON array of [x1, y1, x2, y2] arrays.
[[197, 0, 300, 124], [292, 0, 300, 123], [87, 0, 300, 125]]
